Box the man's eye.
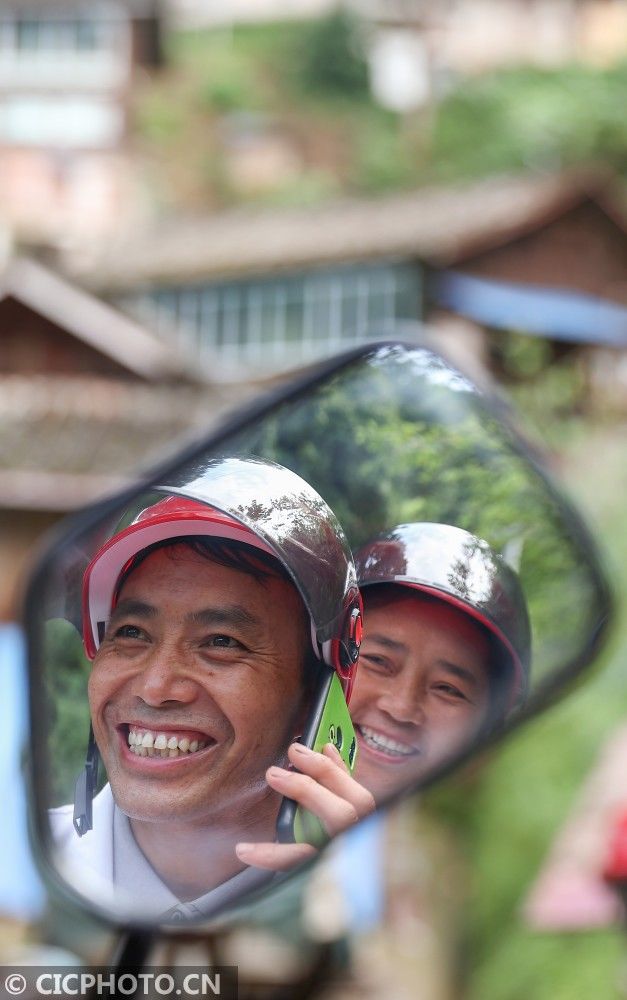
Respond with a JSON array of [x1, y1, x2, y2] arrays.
[[203, 635, 243, 650], [113, 624, 146, 641]]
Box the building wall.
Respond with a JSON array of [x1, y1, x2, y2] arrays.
[[364, 0, 627, 72], [0, 4, 143, 241], [0, 298, 140, 378], [459, 202, 627, 305], [0, 509, 59, 620], [168, 0, 335, 28], [0, 150, 135, 241]]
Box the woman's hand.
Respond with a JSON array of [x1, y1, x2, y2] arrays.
[[235, 741, 376, 872]]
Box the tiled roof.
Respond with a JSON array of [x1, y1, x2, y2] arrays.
[[0, 257, 197, 382], [72, 170, 626, 291], [0, 375, 261, 511]]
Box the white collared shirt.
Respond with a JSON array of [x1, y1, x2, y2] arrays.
[[50, 785, 271, 923]]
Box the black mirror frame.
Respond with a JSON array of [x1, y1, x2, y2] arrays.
[[22, 335, 614, 930]]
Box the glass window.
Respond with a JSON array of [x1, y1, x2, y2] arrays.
[[122, 261, 422, 369], [16, 19, 39, 50], [76, 19, 99, 51]]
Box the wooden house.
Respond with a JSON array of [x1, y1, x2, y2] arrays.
[[0, 0, 163, 240], [0, 255, 255, 620], [69, 169, 627, 389]]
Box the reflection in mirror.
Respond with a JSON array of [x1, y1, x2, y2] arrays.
[[226, 345, 602, 679], [30, 343, 609, 926], [42, 456, 364, 922], [349, 520, 531, 802]]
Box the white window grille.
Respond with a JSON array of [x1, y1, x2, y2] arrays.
[[0, 10, 128, 91], [120, 261, 422, 373]]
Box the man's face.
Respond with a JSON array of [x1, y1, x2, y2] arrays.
[[350, 588, 491, 801], [88, 544, 308, 827]]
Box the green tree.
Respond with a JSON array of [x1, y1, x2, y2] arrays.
[[45, 618, 92, 806], [295, 7, 369, 97], [229, 346, 602, 686]]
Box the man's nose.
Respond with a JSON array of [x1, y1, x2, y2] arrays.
[[131, 645, 196, 705]]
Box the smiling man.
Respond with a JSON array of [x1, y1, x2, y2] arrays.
[[50, 457, 364, 920]]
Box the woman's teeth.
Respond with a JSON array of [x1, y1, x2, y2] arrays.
[[358, 725, 417, 757], [127, 728, 207, 758]]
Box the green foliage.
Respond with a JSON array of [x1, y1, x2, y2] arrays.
[[134, 22, 627, 210], [468, 927, 623, 1000], [45, 619, 92, 806], [425, 420, 627, 1000], [430, 62, 627, 181], [136, 94, 186, 143], [352, 116, 418, 193], [227, 346, 601, 684], [293, 8, 369, 98], [496, 330, 554, 380], [196, 36, 265, 113], [202, 76, 253, 114], [252, 170, 342, 208], [507, 360, 588, 449]]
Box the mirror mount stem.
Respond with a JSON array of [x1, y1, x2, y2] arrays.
[[73, 726, 100, 837], [112, 930, 155, 974]]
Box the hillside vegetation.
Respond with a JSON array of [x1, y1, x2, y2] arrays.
[[133, 14, 627, 214]]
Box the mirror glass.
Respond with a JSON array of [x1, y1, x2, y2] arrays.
[[27, 342, 610, 926]]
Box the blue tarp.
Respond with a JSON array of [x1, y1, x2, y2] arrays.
[[0, 624, 45, 919], [432, 270, 627, 347], [329, 813, 385, 932]]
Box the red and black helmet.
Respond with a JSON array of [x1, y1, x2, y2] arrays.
[[82, 456, 362, 700], [355, 522, 531, 710]]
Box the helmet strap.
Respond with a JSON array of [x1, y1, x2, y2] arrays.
[[73, 726, 100, 838]]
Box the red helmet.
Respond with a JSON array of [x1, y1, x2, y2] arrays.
[[82, 456, 362, 699], [355, 522, 531, 710]]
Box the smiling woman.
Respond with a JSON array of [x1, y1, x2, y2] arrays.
[[352, 588, 492, 801], [350, 521, 530, 801]]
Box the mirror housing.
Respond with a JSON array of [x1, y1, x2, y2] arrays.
[[22, 339, 613, 930]]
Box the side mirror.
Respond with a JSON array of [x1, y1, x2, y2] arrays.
[[23, 340, 612, 929]]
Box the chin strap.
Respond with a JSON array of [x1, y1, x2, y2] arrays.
[[73, 727, 100, 837]]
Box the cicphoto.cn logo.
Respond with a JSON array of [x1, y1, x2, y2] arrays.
[[0, 968, 238, 1000]]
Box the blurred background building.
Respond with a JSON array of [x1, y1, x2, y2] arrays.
[[1, 0, 626, 616], [2, 4, 627, 994], [0, 0, 162, 243]]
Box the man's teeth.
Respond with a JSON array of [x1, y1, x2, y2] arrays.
[[359, 725, 417, 757], [127, 729, 206, 758]]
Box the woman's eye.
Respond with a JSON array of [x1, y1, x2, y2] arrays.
[[361, 653, 393, 672], [434, 683, 469, 701]]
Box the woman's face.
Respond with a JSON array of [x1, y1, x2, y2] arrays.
[[350, 588, 492, 801]]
